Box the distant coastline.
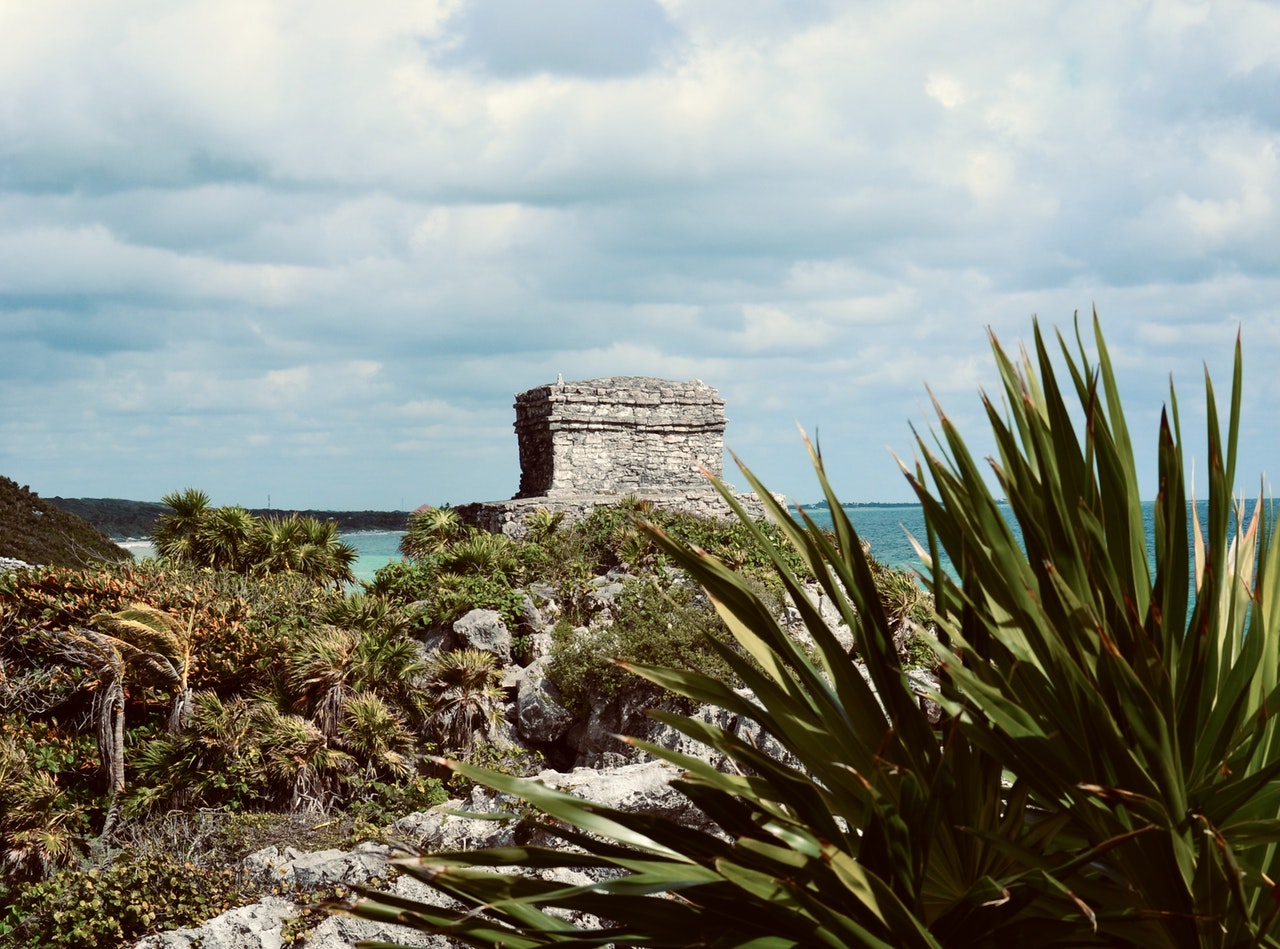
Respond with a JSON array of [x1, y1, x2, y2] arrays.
[[46, 497, 410, 541], [58, 495, 956, 540], [801, 500, 925, 510]]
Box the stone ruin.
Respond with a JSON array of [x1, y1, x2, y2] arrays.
[[456, 376, 771, 536], [514, 376, 725, 498]]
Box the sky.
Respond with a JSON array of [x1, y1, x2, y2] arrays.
[[1, 0, 1277, 511]]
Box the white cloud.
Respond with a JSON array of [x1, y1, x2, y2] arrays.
[[0, 0, 1275, 509]]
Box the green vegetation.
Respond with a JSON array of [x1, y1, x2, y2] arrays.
[[45, 495, 408, 541], [2, 463, 933, 945], [548, 578, 740, 715], [341, 318, 1280, 947], [152, 488, 358, 587], [0, 476, 130, 567]]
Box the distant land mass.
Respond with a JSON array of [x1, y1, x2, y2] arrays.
[[47, 496, 410, 540], [0, 477, 132, 566], [801, 500, 924, 510]]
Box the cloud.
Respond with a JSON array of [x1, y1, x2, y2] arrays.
[[0, 0, 1275, 509], [436, 0, 680, 78]]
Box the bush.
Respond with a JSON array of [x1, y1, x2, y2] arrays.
[[0, 851, 247, 949], [548, 577, 737, 714]]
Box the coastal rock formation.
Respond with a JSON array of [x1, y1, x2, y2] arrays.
[[131, 761, 694, 949], [457, 376, 774, 537]]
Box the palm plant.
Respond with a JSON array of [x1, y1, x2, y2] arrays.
[[255, 702, 355, 814], [48, 608, 196, 842], [524, 508, 566, 544], [340, 317, 1280, 947], [422, 648, 504, 752], [92, 603, 195, 733], [195, 505, 258, 571], [401, 507, 467, 560], [0, 738, 81, 880], [252, 513, 309, 575], [286, 602, 428, 740], [294, 515, 358, 588], [152, 488, 211, 563], [439, 532, 518, 577], [251, 514, 357, 586], [340, 690, 416, 780], [130, 691, 262, 811]]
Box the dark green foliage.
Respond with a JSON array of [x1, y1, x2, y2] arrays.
[[422, 648, 505, 752], [151, 488, 357, 586], [46, 495, 407, 541], [548, 578, 738, 714], [0, 476, 130, 567], [0, 851, 247, 949]]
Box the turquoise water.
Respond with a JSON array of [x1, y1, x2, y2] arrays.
[[803, 499, 1276, 582], [346, 531, 407, 583], [129, 501, 1275, 588]]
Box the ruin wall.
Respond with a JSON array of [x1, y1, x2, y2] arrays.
[[513, 377, 725, 498]]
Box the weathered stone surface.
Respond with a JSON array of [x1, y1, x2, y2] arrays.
[[785, 582, 856, 653], [567, 686, 660, 769], [133, 762, 712, 949], [302, 875, 449, 949], [452, 608, 512, 665], [457, 492, 774, 540], [514, 377, 726, 498], [453, 376, 780, 537], [515, 657, 575, 744], [243, 842, 391, 890], [132, 897, 296, 949]]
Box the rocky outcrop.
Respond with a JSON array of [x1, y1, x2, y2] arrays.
[[511, 656, 576, 745], [132, 761, 697, 949], [452, 608, 513, 666], [456, 491, 776, 540]]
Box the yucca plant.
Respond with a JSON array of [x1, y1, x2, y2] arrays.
[[906, 319, 1280, 944], [339, 317, 1279, 947]]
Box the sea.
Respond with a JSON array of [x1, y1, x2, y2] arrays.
[[117, 499, 1274, 587]]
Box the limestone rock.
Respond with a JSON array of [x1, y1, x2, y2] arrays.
[[243, 842, 391, 890], [452, 608, 512, 665], [303, 874, 449, 949], [515, 657, 575, 744], [513, 377, 726, 498], [132, 897, 296, 949]]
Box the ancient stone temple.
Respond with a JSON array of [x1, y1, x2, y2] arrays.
[[513, 377, 725, 498], [456, 376, 771, 537]]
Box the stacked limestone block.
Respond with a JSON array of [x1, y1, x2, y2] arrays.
[[514, 377, 726, 499]]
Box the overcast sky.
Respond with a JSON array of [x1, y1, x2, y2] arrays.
[[1, 0, 1276, 512]]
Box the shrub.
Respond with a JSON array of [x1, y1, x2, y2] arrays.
[[547, 578, 737, 714], [0, 851, 247, 949]]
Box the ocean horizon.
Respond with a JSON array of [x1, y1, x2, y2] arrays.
[[117, 498, 1274, 587]]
